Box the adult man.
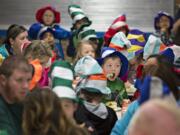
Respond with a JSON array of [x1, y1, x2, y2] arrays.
[[128, 99, 180, 135], [0, 56, 32, 135]]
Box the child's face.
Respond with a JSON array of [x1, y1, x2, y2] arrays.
[[102, 57, 121, 81], [81, 43, 95, 58], [159, 16, 170, 31], [61, 99, 77, 119], [42, 10, 55, 26], [42, 32, 55, 47], [75, 18, 88, 30]]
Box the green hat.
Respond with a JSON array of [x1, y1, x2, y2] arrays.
[[49, 60, 77, 101], [68, 4, 91, 25], [78, 26, 98, 41]]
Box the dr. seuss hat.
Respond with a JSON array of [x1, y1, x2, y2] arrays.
[[49, 60, 77, 101], [78, 26, 98, 41], [143, 35, 166, 60], [36, 6, 60, 23], [154, 11, 174, 31], [68, 4, 91, 25], [104, 14, 129, 45], [97, 47, 129, 77], [76, 73, 111, 95], [127, 29, 147, 60], [74, 56, 103, 77], [109, 31, 131, 59]]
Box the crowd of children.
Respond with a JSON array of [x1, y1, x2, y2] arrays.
[[0, 4, 180, 135]]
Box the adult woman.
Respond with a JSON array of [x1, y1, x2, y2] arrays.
[[0, 24, 29, 64]]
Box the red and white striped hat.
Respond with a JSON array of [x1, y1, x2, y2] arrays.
[[104, 14, 129, 45]]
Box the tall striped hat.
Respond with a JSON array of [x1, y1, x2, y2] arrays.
[[109, 31, 131, 58], [127, 29, 147, 60], [68, 4, 91, 25], [49, 60, 77, 101], [74, 56, 102, 77], [104, 14, 129, 45], [143, 35, 166, 60], [78, 26, 97, 41]]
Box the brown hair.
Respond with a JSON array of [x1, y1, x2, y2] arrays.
[[23, 40, 52, 62], [102, 54, 121, 65], [0, 55, 32, 78], [5, 24, 27, 45], [23, 88, 88, 135], [74, 40, 96, 64], [143, 54, 180, 100]]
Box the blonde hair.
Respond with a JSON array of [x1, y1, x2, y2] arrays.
[[23, 40, 52, 61], [74, 40, 96, 64], [23, 88, 89, 135]]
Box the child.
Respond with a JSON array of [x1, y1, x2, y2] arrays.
[[28, 5, 70, 44], [73, 40, 96, 64], [154, 11, 174, 46], [49, 60, 79, 122], [38, 26, 64, 60], [98, 47, 129, 108], [23, 40, 52, 90], [67, 4, 92, 57], [77, 26, 103, 58], [75, 73, 117, 135], [22, 88, 88, 135]]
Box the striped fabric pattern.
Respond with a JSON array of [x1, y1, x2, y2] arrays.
[[74, 56, 103, 77], [49, 60, 77, 100], [109, 31, 131, 59], [68, 5, 87, 24], [124, 29, 147, 60], [78, 26, 97, 41], [104, 14, 129, 45], [76, 74, 111, 95], [143, 34, 166, 59]]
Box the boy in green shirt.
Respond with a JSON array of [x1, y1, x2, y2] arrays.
[[98, 47, 129, 108]]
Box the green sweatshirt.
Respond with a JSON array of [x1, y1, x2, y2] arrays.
[[106, 78, 128, 106], [0, 96, 23, 135]]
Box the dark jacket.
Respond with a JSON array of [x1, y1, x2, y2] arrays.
[[75, 104, 117, 135], [0, 96, 23, 135]]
